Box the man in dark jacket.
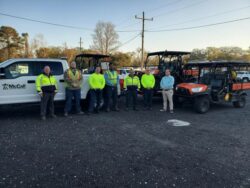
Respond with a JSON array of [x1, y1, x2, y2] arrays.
[[36, 66, 58, 120]]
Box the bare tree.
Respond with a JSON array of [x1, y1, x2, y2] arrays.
[[90, 21, 120, 55], [30, 34, 47, 57]]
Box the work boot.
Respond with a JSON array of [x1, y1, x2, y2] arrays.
[[64, 112, 68, 117], [114, 108, 120, 112], [41, 116, 46, 121], [170, 110, 174, 114], [105, 108, 110, 112], [50, 114, 57, 118], [76, 111, 84, 115], [112, 107, 119, 112]]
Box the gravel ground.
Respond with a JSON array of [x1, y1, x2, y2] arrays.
[[0, 94, 250, 188]]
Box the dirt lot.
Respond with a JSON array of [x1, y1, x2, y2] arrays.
[[0, 95, 250, 188]]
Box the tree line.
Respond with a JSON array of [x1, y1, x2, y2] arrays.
[[0, 25, 250, 67]]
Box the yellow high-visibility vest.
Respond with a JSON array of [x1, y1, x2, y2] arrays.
[[105, 70, 118, 86], [36, 73, 58, 92], [124, 75, 141, 89]]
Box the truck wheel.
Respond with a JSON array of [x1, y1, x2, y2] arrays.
[[194, 96, 210, 113], [233, 95, 246, 108]]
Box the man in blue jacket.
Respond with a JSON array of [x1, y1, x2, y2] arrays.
[[160, 69, 175, 113], [104, 63, 120, 112]]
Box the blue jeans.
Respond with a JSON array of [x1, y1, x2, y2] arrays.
[[64, 88, 81, 113], [126, 89, 137, 109], [88, 89, 103, 112], [143, 89, 153, 108], [104, 85, 118, 110]]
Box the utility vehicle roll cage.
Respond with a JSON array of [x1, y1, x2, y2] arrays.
[[75, 53, 111, 73]]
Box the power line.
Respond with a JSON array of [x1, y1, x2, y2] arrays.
[[119, 33, 141, 48], [153, 0, 207, 18], [149, 4, 250, 30], [117, 21, 141, 29], [146, 16, 250, 32], [146, 0, 183, 13], [0, 12, 93, 31], [116, 0, 182, 29], [0, 12, 140, 33]]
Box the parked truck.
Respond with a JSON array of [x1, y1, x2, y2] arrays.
[[0, 53, 117, 106]]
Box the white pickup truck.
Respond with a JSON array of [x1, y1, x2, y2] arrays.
[[0, 58, 91, 105]]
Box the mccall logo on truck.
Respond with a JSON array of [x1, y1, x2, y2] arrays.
[[2, 83, 26, 90]]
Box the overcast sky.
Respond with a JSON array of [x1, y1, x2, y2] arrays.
[[0, 0, 250, 52]]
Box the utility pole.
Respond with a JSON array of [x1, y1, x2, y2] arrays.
[[135, 11, 153, 70], [79, 37, 83, 52]]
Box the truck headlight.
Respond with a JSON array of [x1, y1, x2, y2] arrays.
[[191, 87, 203, 93]]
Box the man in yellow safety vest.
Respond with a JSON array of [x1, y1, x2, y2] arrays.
[[88, 66, 105, 114], [64, 61, 83, 117], [124, 69, 141, 111], [141, 68, 155, 110], [36, 66, 58, 120]]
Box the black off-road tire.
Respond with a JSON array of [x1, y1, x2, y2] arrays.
[[233, 95, 246, 108], [194, 96, 210, 114]]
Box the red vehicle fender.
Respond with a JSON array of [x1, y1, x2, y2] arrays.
[[177, 83, 208, 94]]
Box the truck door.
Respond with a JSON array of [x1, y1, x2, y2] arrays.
[[0, 61, 38, 105]]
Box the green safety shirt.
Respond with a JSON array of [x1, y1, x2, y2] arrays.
[[88, 73, 105, 89], [141, 74, 155, 89]]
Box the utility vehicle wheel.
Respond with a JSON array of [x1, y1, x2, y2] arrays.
[[173, 96, 182, 108], [194, 96, 210, 113], [233, 95, 246, 108]]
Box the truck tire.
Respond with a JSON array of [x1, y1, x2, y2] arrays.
[[194, 96, 210, 113], [233, 95, 246, 108]]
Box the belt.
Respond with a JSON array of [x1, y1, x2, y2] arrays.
[[162, 89, 173, 91]]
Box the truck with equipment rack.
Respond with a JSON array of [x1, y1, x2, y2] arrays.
[[0, 53, 114, 106]]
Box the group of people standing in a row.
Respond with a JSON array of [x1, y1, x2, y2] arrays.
[[36, 62, 175, 120]]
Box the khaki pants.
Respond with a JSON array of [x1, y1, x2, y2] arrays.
[[162, 89, 173, 111]]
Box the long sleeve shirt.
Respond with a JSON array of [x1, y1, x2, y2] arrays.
[[88, 73, 105, 89], [141, 74, 155, 89], [160, 75, 175, 89]]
